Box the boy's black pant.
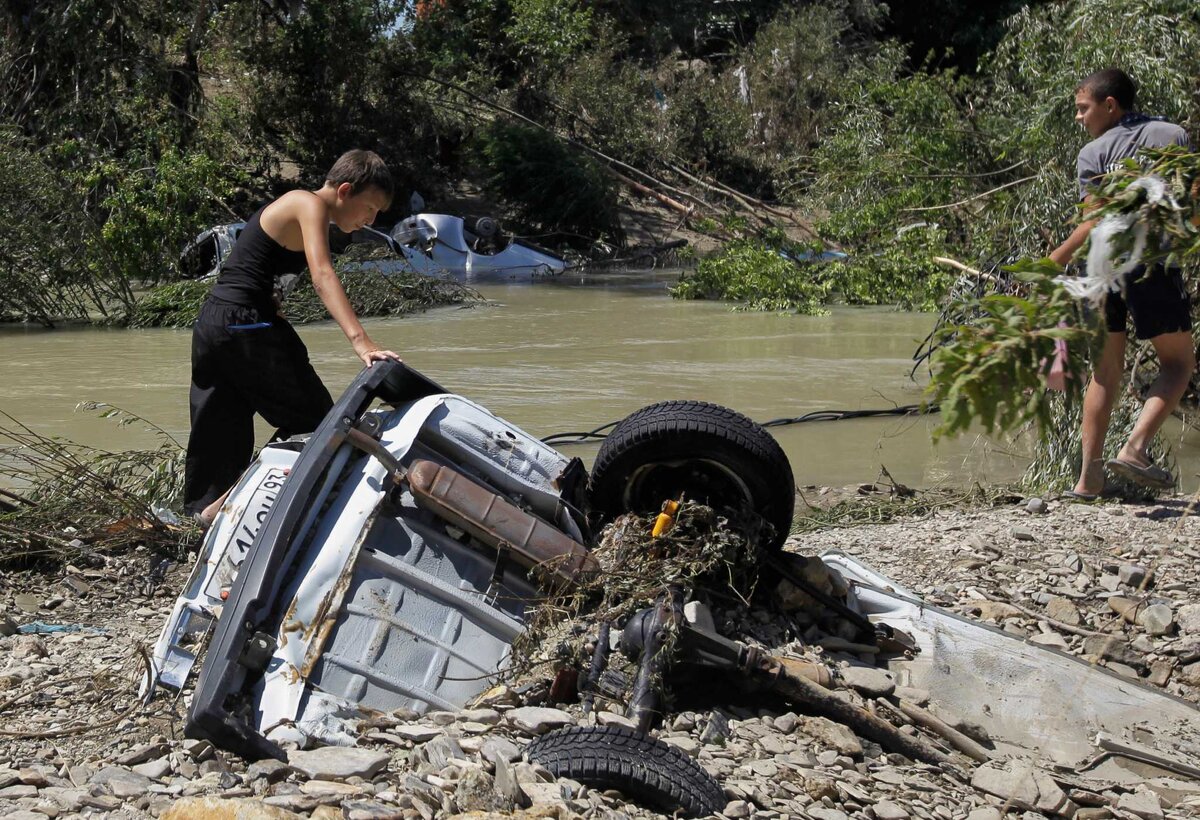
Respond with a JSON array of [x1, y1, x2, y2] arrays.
[[183, 299, 333, 515]]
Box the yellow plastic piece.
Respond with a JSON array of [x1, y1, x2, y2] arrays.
[[651, 499, 681, 537]]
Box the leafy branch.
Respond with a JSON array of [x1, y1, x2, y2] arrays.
[[924, 258, 1099, 440]]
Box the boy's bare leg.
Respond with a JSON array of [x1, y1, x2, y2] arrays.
[[1115, 330, 1196, 465], [198, 487, 232, 530], [1075, 331, 1126, 495]]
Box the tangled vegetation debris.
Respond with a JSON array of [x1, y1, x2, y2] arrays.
[[0, 406, 191, 566], [129, 245, 483, 329]]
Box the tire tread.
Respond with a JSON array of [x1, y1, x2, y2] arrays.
[[525, 725, 726, 817]]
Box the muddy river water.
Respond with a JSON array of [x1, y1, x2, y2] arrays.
[[5, 269, 1194, 492]]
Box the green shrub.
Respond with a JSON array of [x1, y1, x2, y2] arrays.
[[476, 121, 622, 243], [129, 249, 481, 329], [96, 149, 240, 288], [672, 240, 830, 313]]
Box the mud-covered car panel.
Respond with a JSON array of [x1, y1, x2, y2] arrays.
[[185, 363, 447, 759], [174, 362, 596, 760]]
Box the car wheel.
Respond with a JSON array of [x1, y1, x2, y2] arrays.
[[524, 724, 726, 817], [588, 400, 795, 550]]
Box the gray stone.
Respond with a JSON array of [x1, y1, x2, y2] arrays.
[[1105, 661, 1138, 681], [1045, 596, 1082, 626], [1026, 497, 1048, 514], [1116, 790, 1163, 819], [797, 716, 862, 756], [1148, 658, 1176, 686], [874, 801, 911, 820], [247, 758, 293, 784], [391, 725, 441, 743], [1177, 603, 1200, 635], [343, 800, 407, 820], [1119, 564, 1152, 590], [14, 594, 40, 613], [965, 810, 1002, 820], [701, 710, 731, 745], [480, 737, 522, 768], [1029, 632, 1069, 650], [116, 741, 171, 766], [970, 760, 1075, 815], [663, 735, 702, 756], [493, 755, 529, 809], [808, 808, 849, 820], [90, 766, 153, 799], [1011, 527, 1037, 542], [182, 739, 215, 762], [1099, 573, 1122, 593], [838, 665, 895, 697], [522, 781, 567, 805], [456, 708, 501, 725], [132, 758, 172, 780], [1139, 603, 1174, 636], [596, 711, 637, 729], [454, 767, 512, 813], [287, 747, 390, 781], [0, 784, 38, 798], [505, 706, 574, 735], [722, 800, 752, 818], [263, 793, 321, 812], [0, 768, 19, 788], [1082, 636, 1144, 668], [417, 735, 463, 770]]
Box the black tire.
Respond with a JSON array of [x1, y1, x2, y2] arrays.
[[525, 725, 725, 817], [589, 400, 795, 550]]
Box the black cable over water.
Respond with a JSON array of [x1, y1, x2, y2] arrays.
[[541, 404, 939, 446]]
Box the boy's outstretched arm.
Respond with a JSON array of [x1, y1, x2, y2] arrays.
[[1048, 195, 1096, 267], [296, 195, 401, 366]]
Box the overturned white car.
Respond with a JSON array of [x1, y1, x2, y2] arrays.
[[179, 213, 566, 283], [145, 362, 794, 760]]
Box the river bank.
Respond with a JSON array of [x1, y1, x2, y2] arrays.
[[0, 486, 1197, 819]]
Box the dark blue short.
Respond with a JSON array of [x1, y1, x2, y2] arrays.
[[1105, 264, 1192, 340]]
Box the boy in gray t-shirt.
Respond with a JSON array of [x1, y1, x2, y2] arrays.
[[1049, 68, 1195, 499]]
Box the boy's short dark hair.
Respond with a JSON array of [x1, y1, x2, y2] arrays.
[[325, 150, 394, 203], [1077, 68, 1137, 111]]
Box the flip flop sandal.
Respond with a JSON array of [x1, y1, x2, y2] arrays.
[[1105, 458, 1175, 491], [1060, 490, 1100, 502]]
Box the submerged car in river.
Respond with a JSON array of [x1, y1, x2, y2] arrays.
[[179, 213, 566, 282], [145, 361, 795, 760]]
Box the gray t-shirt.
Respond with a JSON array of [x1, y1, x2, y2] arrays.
[[1076, 115, 1189, 200]]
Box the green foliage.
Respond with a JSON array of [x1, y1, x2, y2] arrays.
[[924, 258, 1098, 439], [821, 227, 955, 310], [236, 0, 418, 173], [96, 150, 241, 290], [978, 0, 1200, 253], [127, 280, 214, 329], [284, 255, 482, 323], [476, 121, 622, 243], [505, 0, 594, 76], [0, 133, 130, 325], [1082, 146, 1200, 267], [129, 250, 481, 329], [0, 407, 189, 564], [672, 240, 830, 314]]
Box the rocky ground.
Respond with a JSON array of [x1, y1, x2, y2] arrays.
[[1, 490, 1199, 819]]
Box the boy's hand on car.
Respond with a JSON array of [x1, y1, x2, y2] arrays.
[[356, 343, 402, 367]]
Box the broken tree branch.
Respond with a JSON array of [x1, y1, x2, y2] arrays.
[[896, 700, 992, 763], [901, 175, 1037, 213]]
